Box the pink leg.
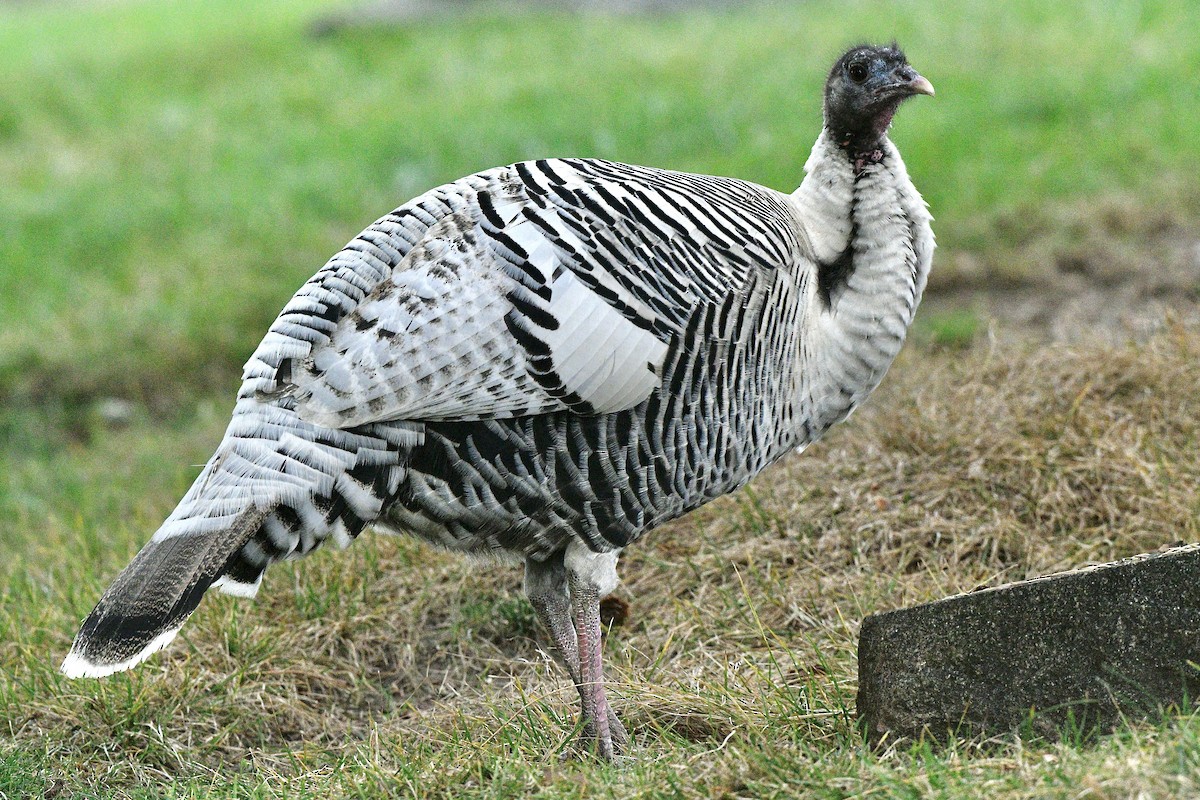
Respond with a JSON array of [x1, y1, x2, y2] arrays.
[[571, 577, 613, 758], [523, 556, 628, 758], [568, 568, 629, 758], [525, 557, 581, 678]]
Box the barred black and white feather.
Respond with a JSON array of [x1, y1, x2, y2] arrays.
[[63, 43, 936, 724]]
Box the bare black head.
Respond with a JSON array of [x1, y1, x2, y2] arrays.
[[824, 43, 934, 155]]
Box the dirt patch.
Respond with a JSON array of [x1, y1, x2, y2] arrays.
[[927, 195, 1200, 344]]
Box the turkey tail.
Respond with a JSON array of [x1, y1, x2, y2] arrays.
[[61, 506, 269, 678], [62, 396, 421, 679]]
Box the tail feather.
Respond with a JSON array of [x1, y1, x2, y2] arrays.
[[61, 398, 421, 679], [61, 507, 267, 678]]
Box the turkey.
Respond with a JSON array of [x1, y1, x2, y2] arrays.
[[63, 43, 934, 759]]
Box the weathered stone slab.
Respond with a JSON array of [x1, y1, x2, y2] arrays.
[[857, 544, 1200, 744]]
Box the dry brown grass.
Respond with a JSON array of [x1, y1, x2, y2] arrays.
[[4, 322, 1200, 797]]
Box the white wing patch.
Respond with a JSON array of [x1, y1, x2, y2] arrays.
[[499, 182, 672, 411], [543, 268, 668, 410]]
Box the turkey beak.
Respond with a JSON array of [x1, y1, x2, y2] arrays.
[[907, 74, 935, 97], [885, 68, 935, 99]]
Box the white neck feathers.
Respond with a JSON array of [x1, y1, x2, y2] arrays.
[[787, 128, 934, 439]]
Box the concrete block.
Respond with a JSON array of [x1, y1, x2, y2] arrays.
[[857, 544, 1200, 743]]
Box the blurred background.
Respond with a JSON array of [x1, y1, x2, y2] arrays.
[[1, 0, 1196, 432], [1, 0, 1199, 792]]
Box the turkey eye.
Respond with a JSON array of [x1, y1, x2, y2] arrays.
[[848, 62, 868, 83]]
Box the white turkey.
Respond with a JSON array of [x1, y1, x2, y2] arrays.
[[63, 43, 934, 759]]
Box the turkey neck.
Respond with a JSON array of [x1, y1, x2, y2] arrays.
[[787, 128, 934, 444]]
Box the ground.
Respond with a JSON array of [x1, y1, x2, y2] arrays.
[[924, 193, 1200, 346], [2, 1, 1199, 797]]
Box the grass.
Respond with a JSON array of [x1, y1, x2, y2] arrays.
[[7, 328, 1200, 797], [910, 308, 984, 351], [2, 0, 1199, 408], [2, 0, 1200, 797]]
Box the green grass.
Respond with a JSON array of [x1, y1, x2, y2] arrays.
[[2, 0, 1200, 797], [911, 308, 983, 351], [2, 0, 1198, 407]]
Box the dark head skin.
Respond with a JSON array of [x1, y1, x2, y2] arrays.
[[823, 44, 934, 164]]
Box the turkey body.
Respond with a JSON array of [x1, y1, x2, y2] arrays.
[[225, 150, 928, 573], [64, 44, 935, 760], [379, 160, 815, 562]]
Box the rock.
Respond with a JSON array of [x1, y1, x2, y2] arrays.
[[857, 544, 1200, 744]]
